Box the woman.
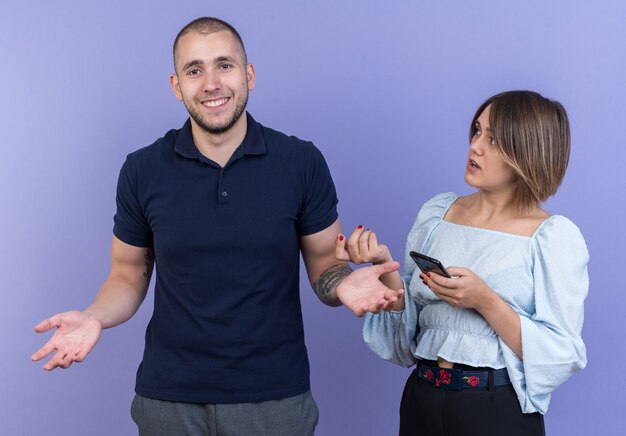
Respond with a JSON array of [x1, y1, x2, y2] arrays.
[[336, 91, 589, 435]]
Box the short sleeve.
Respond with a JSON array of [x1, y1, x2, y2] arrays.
[[296, 144, 339, 236], [113, 157, 153, 247], [501, 216, 589, 414]]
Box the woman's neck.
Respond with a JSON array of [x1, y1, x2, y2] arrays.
[[466, 189, 519, 220]]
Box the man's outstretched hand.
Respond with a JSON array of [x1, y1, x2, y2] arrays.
[[337, 261, 404, 317], [31, 311, 102, 370]]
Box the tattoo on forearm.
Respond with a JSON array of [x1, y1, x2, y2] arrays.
[[313, 263, 352, 307], [143, 249, 154, 279]]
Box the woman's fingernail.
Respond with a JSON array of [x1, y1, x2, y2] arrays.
[[338, 235, 344, 241], [419, 274, 424, 279], [357, 225, 363, 229], [426, 272, 431, 277]]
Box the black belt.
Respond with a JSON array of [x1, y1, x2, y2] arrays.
[[416, 360, 510, 391]]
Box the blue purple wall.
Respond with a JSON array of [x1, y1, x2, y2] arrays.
[[3, 1, 624, 434]]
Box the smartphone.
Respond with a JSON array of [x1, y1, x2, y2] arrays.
[[409, 251, 452, 278]]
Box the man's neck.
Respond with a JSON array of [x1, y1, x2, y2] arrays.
[[190, 114, 248, 167]]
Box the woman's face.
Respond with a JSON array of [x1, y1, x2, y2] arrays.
[[464, 105, 517, 192]]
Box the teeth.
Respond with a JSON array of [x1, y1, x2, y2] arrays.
[[203, 98, 228, 108]]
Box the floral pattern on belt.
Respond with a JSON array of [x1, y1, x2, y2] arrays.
[[463, 375, 481, 387], [434, 370, 452, 387]]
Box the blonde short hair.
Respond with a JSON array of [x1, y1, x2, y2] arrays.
[[470, 91, 571, 212]]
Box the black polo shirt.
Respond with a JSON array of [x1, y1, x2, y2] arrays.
[[113, 113, 338, 403]]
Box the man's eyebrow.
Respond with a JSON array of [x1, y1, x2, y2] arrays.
[[181, 56, 239, 72], [182, 59, 204, 71], [215, 55, 237, 63]]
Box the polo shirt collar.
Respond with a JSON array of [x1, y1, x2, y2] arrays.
[[174, 112, 267, 160]]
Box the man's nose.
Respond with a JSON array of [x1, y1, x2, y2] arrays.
[[202, 71, 221, 92]]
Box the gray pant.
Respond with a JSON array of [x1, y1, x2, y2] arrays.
[[130, 391, 319, 436]]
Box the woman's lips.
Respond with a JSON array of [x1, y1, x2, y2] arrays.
[[467, 159, 481, 172]]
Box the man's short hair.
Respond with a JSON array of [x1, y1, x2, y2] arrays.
[[173, 17, 248, 70]]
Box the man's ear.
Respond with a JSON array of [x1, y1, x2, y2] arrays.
[[169, 73, 183, 101], [246, 63, 256, 91]]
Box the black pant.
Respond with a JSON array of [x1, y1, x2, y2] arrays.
[[399, 369, 545, 436]]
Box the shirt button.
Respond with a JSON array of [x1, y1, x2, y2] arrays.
[[221, 191, 228, 197]]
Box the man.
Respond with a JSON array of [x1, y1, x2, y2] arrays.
[[32, 17, 402, 435]]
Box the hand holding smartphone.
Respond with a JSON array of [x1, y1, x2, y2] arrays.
[[409, 251, 452, 278]]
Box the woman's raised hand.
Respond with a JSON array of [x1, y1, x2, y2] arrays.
[[336, 225, 392, 265]]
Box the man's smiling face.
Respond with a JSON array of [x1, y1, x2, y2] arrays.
[[170, 30, 255, 135]]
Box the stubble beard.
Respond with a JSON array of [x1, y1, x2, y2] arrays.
[[186, 89, 249, 135]]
